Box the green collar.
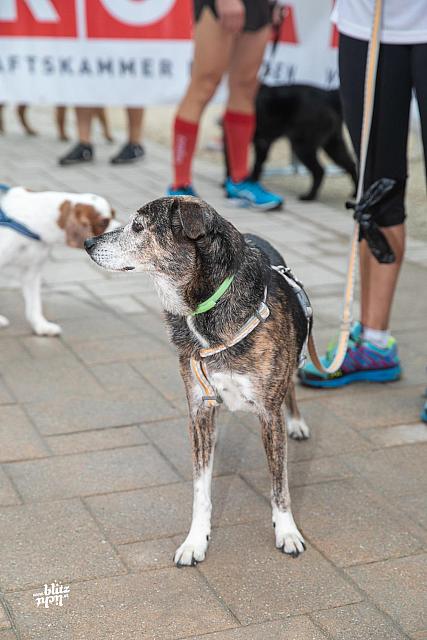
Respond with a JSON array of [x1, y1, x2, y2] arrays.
[[191, 275, 235, 316]]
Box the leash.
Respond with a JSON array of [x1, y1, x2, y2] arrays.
[[0, 207, 41, 241], [262, 3, 287, 80], [307, 0, 393, 375]]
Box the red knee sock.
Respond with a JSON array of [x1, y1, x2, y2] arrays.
[[223, 110, 256, 183], [172, 116, 199, 188]]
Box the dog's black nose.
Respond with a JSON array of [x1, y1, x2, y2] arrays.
[[84, 237, 96, 252]]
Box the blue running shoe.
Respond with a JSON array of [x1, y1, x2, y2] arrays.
[[422, 400, 427, 423], [298, 326, 401, 388], [167, 185, 198, 197], [225, 178, 283, 211]]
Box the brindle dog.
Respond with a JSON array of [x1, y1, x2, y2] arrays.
[[85, 196, 310, 566]]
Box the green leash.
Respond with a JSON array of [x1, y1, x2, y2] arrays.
[[191, 275, 235, 316]]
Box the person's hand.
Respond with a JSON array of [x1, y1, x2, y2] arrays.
[[215, 0, 245, 34]]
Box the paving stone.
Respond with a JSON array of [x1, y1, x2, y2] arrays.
[[198, 521, 361, 624], [142, 416, 267, 481], [347, 554, 427, 634], [362, 423, 427, 447], [6, 445, 178, 501], [84, 277, 153, 297], [35, 291, 101, 320], [0, 380, 13, 404], [0, 467, 20, 506], [318, 385, 426, 429], [89, 362, 145, 392], [6, 570, 235, 640], [41, 260, 103, 284], [0, 632, 16, 640], [25, 387, 178, 435], [46, 426, 148, 455], [59, 314, 138, 343], [0, 405, 48, 462], [394, 494, 427, 530], [311, 601, 409, 640], [242, 456, 352, 496], [2, 355, 103, 403], [70, 334, 172, 365], [0, 601, 11, 630], [293, 479, 425, 566], [0, 338, 28, 363], [19, 336, 71, 360], [87, 475, 269, 545], [102, 295, 145, 314], [118, 537, 178, 571], [342, 444, 427, 497], [187, 617, 329, 639], [0, 499, 125, 591], [132, 356, 185, 400]]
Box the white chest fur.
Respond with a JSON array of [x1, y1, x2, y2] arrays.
[[209, 371, 257, 413]]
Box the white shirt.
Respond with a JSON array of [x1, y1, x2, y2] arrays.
[[332, 0, 427, 44]]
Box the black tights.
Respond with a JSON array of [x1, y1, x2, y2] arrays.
[[339, 33, 427, 226]]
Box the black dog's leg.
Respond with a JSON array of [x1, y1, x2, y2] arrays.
[[250, 136, 274, 182], [292, 141, 325, 201], [174, 358, 217, 566], [323, 133, 358, 196], [259, 406, 306, 556]]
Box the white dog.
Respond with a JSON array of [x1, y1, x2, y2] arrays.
[[0, 186, 119, 336]]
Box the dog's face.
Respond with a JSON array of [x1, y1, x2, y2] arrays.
[[85, 196, 213, 277], [58, 195, 118, 249]]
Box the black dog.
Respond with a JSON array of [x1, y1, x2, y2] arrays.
[[250, 84, 357, 201]]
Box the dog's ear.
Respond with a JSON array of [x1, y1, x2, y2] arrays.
[[170, 197, 207, 240]]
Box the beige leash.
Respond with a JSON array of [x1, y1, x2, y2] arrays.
[[307, 0, 384, 375]]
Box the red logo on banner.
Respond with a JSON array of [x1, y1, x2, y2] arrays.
[[86, 0, 192, 40], [275, 5, 298, 45], [0, 0, 77, 37]]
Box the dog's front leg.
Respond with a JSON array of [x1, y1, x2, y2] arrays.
[[260, 407, 306, 556], [174, 366, 216, 566], [22, 267, 61, 336]]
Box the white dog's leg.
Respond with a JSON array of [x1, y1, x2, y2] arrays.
[[22, 268, 61, 336], [174, 373, 217, 566], [285, 381, 310, 440]]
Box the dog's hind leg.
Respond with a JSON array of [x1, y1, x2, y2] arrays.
[[323, 133, 358, 196], [260, 406, 306, 556], [174, 359, 217, 566], [22, 267, 61, 336], [292, 141, 325, 201], [285, 380, 310, 440]]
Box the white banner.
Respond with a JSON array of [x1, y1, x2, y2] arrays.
[[0, 0, 338, 106]]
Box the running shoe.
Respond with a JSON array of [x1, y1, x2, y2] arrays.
[[298, 325, 401, 388], [110, 143, 145, 165], [59, 143, 93, 166], [422, 388, 427, 423], [224, 178, 283, 211], [167, 185, 198, 197]]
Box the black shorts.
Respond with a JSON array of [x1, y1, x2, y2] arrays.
[[194, 0, 271, 32]]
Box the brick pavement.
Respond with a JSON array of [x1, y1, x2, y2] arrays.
[[0, 110, 426, 639]]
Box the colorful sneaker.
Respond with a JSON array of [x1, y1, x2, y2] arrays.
[[298, 325, 401, 388], [225, 178, 283, 211], [167, 185, 198, 197], [422, 400, 427, 423]]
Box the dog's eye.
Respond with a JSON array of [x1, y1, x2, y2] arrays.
[[132, 220, 144, 233]]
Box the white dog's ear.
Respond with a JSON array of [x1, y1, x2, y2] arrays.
[[171, 197, 207, 240]]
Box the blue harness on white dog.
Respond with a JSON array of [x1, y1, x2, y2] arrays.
[[0, 184, 41, 241]]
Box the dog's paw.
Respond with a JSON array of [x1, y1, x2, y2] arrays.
[[0, 315, 10, 328], [273, 511, 306, 557], [286, 412, 310, 440], [33, 320, 62, 337], [174, 533, 210, 567]]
